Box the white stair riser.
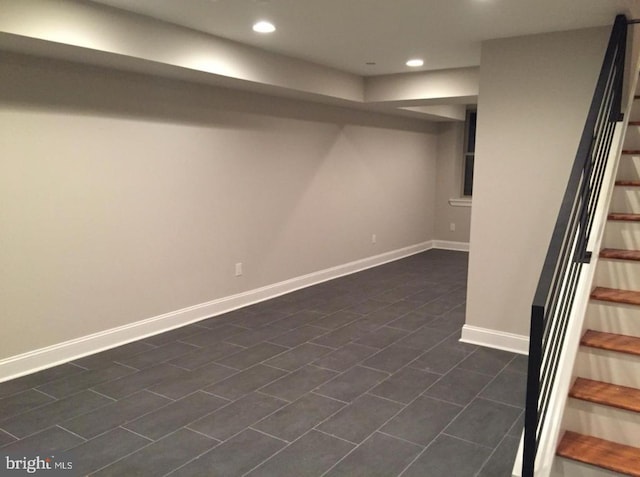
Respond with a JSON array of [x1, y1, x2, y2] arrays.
[[562, 398, 640, 447], [574, 347, 640, 388], [629, 96, 640, 121], [609, 186, 640, 214], [617, 154, 640, 181], [551, 456, 624, 477], [602, 220, 640, 249], [585, 301, 640, 338], [624, 126, 640, 149], [595, 258, 640, 289]]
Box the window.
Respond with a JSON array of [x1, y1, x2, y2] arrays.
[[463, 110, 476, 196]]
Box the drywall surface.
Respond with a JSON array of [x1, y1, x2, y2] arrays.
[[435, 122, 471, 244], [0, 0, 363, 102], [365, 67, 479, 105], [465, 27, 609, 338], [0, 53, 437, 359]]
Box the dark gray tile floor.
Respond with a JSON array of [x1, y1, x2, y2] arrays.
[[0, 250, 526, 476]]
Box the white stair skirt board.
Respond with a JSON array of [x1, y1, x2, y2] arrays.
[[511, 437, 524, 477], [432, 240, 470, 252], [0, 240, 455, 382], [460, 324, 529, 355]]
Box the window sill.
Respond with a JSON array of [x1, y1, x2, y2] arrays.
[[448, 198, 472, 208]]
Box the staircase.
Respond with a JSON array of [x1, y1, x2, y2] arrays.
[[553, 94, 640, 476]]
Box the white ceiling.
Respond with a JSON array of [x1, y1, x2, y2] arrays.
[[88, 0, 637, 76]]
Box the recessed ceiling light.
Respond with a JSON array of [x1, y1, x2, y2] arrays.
[[253, 21, 276, 33], [406, 59, 424, 67]]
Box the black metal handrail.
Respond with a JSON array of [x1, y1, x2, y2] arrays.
[[522, 14, 628, 477]]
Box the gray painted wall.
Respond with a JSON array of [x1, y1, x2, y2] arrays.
[[435, 122, 472, 243], [0, 53, 438, 359], [465, 27, 609, 338]]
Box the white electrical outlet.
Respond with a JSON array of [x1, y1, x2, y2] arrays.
[[235, 262, 243, 276], [372, 234, 377, 244], [450, 223, 456, 232]]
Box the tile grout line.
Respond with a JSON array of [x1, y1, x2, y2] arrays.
[[439, 431, 496, 449], [313, 428, 359, 445], [142, 387, 179, 401], [0, 389, 62, 419], [376, 429, 427, 449], [396, 443, 429, 477], [116, 425, 154, 442], [184, 426, 222, 443], [253, 389, 292, 403], [0, 428, 20, 441], [470, 430, 518, 476], [81, 428, 160, 476], [241, 427, 351, 477], [247, 426, 290, 444], [309, 391, 350, 405], [54, 424, 87, 442]]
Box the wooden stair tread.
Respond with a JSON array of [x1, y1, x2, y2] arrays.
[[581, 329, 640, 356], [616, 180, 640, 186], [591, 286, 640, 305], [570, 377, 640, 413], [622, 150, 640, 154], [557, 431, 640, 476], [600, 248, 640, 261], [608, 213, 640, 221]]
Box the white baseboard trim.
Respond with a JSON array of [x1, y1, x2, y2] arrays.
[[433, 240, 470, 252], [460, 324, 529, 355], [0, 241, 434, 382]]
